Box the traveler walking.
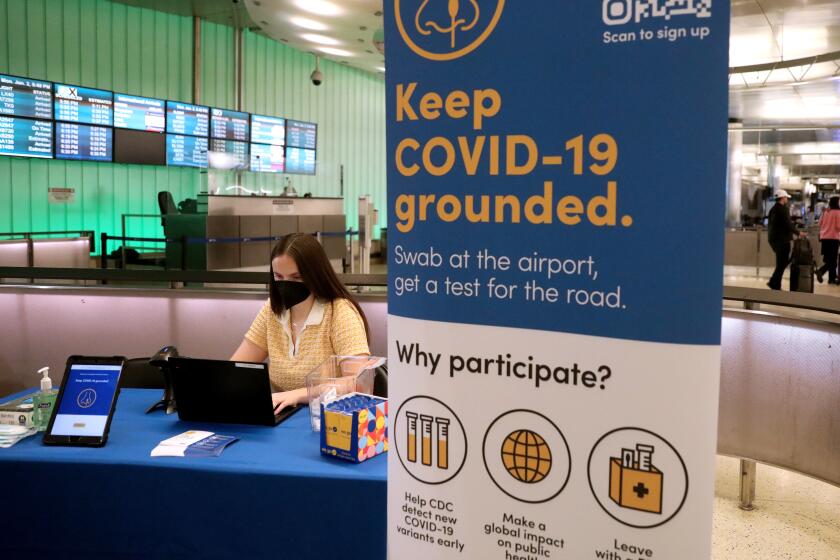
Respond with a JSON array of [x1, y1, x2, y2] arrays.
[[816, 196, 840, 285], [766, 190, 802, 290]]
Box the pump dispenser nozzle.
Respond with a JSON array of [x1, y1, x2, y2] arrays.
[[38, 367, 51, 391]]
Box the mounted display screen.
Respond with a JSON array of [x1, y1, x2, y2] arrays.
[[285, 120, 316, 149], [54, 83, 113, 126], [166, 101, 209, 137], [210, 138, 249, 168], [55, 122, 112, 162], [211, 108, 249, 141], [0, 116, 52, 158], [250, 114, 285, 146], [250, 142, 284, 173], [113, 93, 165, 132], [167, 134, 208, 168], [0, 72, 320, 169], [113, 128, 165, 165], [285, 147, 316, 175], [0, 74, 52, 119]]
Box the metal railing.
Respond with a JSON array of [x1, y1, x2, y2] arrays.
[[721, 286, 840, 509], [0, 231, 96, 268], [99, 229, 362, 271], [0, 266, 387, 287]]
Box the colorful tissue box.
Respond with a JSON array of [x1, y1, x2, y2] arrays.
[[320, 392, 388, 463]]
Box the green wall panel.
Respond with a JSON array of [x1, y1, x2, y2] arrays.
[[240, 30, 387, 233], [0, 0, 386, 249], [0, 0, 197, 246]]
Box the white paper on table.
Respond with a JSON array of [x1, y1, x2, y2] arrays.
[[151, 430, 214, 457]]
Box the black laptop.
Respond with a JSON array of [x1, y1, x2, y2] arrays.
[[168, 357, 303, 426]]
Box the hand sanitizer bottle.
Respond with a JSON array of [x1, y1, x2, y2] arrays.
[[32, 367, 58, 432]]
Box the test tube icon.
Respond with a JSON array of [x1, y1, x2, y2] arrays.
[[406, 412, 418, 463], [636, 444, 655, 471], [436, 417, 450, 470], [419, 415, 434, 466]]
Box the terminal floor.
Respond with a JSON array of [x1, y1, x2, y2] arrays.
[[724, 266, 840, 296], [712, 456, 840, 559]]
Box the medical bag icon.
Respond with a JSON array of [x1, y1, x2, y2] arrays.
[[608, 444, 663, 514]]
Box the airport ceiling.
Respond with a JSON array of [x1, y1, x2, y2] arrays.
[[116, 0, 840, 133]]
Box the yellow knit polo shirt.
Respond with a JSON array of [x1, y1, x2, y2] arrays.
[[245, 297, 370, 391]]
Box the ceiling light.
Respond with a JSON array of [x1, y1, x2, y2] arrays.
[[295, 0, 342, 16], [289, 16, 328, 31], [301, 33, 341, 46], [318, 47, 353, 57]]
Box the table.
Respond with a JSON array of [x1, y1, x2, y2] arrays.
[[0, 389, 387, 559]]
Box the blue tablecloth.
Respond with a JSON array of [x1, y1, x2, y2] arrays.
[[0, 389, 387, 559]]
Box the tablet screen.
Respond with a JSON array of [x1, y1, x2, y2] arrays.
[[50, 364, 122, 436]]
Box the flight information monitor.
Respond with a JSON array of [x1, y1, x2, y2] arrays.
[[250, 115, 285, 146], [250, 143, 284, 173], [113, 93, 165, 132], [285, 120, 316, 149], [167, 134, 208, 168], [53, 84, 113, 126], [0, 74, 52, 119], [0, 116, 52, 158], [210, 138, 249, 168], [211, 108, 249, 141], [285, 147, 316, 175], [55, 122, 112, 162], [167, 101, 209, 137]]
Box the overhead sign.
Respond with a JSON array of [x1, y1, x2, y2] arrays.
[[386, 1, 728, 558]]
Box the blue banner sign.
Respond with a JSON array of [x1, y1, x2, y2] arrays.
[[386, 1, 729, 558]]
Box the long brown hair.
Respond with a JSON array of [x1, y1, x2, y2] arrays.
[[269, 233, 370, 344]]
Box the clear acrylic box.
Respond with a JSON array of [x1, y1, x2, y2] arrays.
[[305, 355, 386, 431]]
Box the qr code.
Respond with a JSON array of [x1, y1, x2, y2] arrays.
[[603, 0, 712, 25]]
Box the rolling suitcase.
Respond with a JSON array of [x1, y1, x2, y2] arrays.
[[789, 237, 815, 293]]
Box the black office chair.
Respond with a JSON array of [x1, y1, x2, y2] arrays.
[[373, 365, 388, 398], [158, 191, 179, 226]]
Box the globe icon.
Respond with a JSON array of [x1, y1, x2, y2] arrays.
[[501, 429, 552, 483]]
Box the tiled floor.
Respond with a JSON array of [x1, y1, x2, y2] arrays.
[[724, 266, 840, 296], [712, 456, 840, 559]]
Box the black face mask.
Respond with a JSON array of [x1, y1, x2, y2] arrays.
[[272, 280, 311, 309]]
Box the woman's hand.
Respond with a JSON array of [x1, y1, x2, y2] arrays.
[[272, 388, 307, 414]]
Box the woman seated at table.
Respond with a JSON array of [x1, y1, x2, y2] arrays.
[[231, 233, 370, 412]]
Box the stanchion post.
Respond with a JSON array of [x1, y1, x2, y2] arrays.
[[349, 229, 356, 274], [26, 235, 34, 284], [100, 233, 108, 285], [739, 459, 756, 511], [100, 233, 107, 269], [120, 215, 126, 270], [180, 235, 188, 271]]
